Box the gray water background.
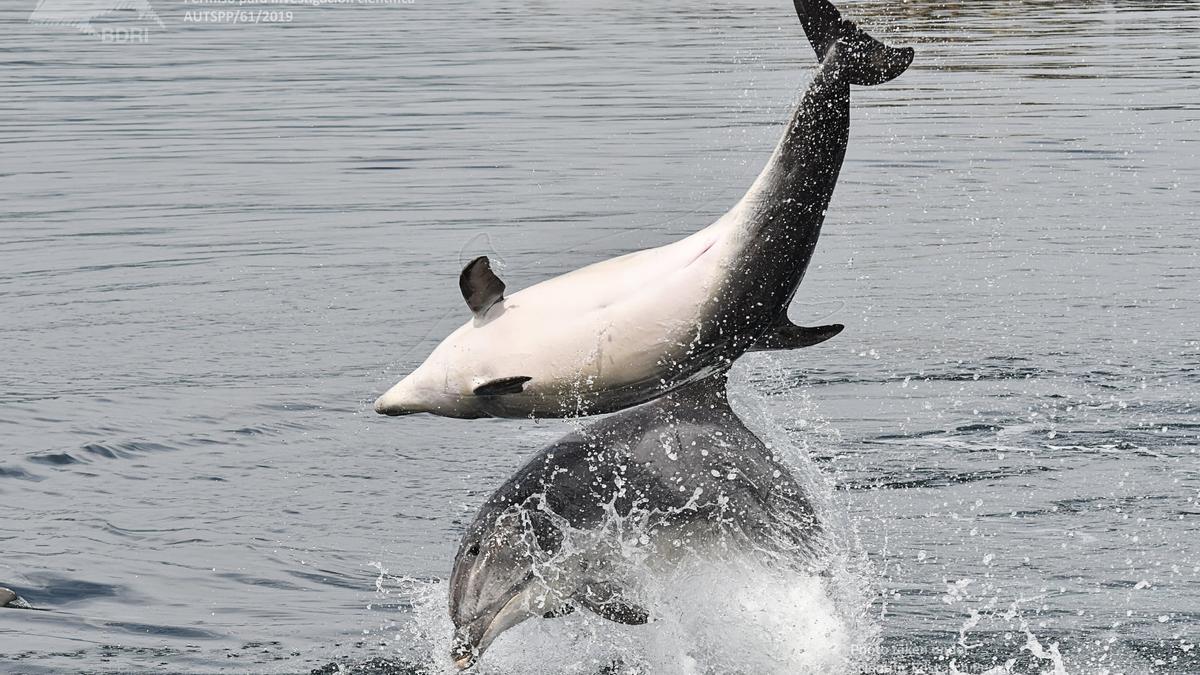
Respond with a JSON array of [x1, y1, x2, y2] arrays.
[[1, 0, 1197, 672]]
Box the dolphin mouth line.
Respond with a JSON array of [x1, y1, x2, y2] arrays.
[[683, 237, 718, 268], [373, 396, 419, 416], [452, 576, 542, 670], [375, 405, 417, 417]]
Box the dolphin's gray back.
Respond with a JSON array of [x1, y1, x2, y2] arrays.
[[463, 378, 819, 563]]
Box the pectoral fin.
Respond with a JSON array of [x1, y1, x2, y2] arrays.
[[573, 582, 649, 625], [473, 376, 532, 397], [750, 321, 843, 351], [459, 256, 506, 317]]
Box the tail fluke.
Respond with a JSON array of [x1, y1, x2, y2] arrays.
[[792, 0, 913, 86]]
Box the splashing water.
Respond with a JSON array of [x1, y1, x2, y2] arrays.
[[368, 376, 879, 675], [375, 558, 869, 675]]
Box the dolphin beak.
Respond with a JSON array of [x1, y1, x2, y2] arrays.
[[373, 378, 423, 416], [373, 394, 417, 416], [449, 618, 486, 670], [450, 581, 544, 670], [450, 628, 481, 671]]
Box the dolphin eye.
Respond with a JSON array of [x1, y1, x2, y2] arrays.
[[467, 542, 481, 557]]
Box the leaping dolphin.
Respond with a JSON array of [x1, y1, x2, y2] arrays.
[[375, 0, 913, 419], [446, 375, 821, 670]]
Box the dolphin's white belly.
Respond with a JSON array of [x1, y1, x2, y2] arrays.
[[446, 222, 739, 396]]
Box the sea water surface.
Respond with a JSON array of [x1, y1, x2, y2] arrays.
[[1, 0, 1197, 673]]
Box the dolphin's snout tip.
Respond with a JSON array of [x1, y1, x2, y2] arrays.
[[373, 395, 416, 417], [372, 396, 389, 415], [373, 403, 415, 417], [450, 633, 478, 670]]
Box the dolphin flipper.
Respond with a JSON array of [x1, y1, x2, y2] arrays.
[[749, 321, 843, 352], [573, 581, 649, 625], [793, 0, 913, 85], [473, 376, 532, 397]]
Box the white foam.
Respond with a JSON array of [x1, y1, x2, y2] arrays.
[[378, 558, 867, 675]]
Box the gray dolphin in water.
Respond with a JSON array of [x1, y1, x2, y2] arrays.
[[373, 0, 912, 420], [446, 375, 820, 670]]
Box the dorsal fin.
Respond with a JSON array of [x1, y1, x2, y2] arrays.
[[459, 256, 506, 318]]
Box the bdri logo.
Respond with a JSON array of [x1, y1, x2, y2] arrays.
[[29, 0, 164, 40]]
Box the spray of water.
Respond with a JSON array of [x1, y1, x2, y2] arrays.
[[371, 371, 880, 674]]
